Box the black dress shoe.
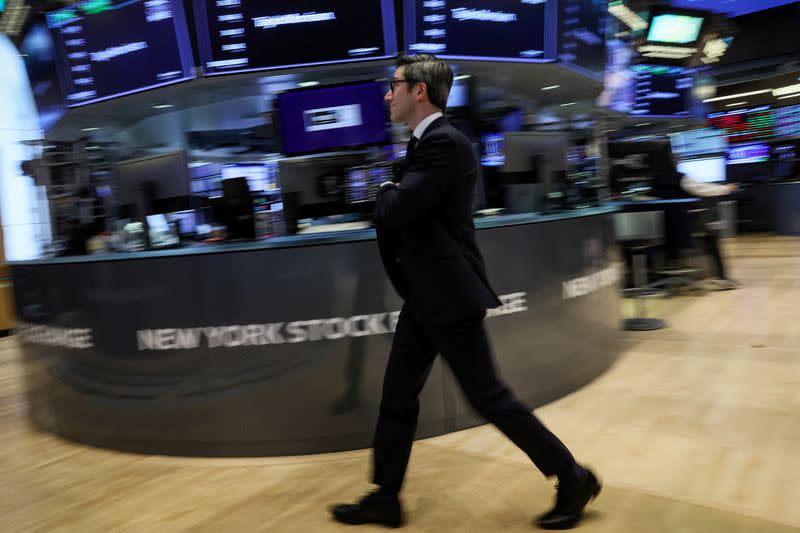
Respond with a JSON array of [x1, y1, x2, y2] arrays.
[[537, 468, 601, 530], [331, 490, 404, 528]]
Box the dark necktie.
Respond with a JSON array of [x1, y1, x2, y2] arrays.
[[406, 136, 418, 161]]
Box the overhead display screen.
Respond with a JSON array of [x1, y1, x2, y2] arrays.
[[646, 14, 704, 44], [708, 106, 776, 144], [46, 0, 195, 107], [405, 0, 557, 62], [558, 0, 607, 76], [194, 0, 398, 75], [775, 104, 800, 137], [629, 65, 694, 118], [276, 81, 389, 156]]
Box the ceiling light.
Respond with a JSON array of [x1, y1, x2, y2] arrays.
[[703, 89, 773, 103], [454, 74, 471, 80], [297, 81, 319, 88], [636, 123, 651, 127], [608, 2, 649, 32], [726, 101, 748, 107], [777, 93, 800, 100], [541, 85, 560, 91], [81, 127, 100, 132], [152, 104, 174, 109], [560, 102, 577, 107], [773, 84, 800, 97]]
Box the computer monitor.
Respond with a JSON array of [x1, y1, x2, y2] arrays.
[[344, 163, 395, 204], [677, 157, 727, 183], [221, 163, 279, 193], [502, 132, 568, 190], [278, 153, 368, 230], [727, 144, 770, 165], [114, 151, 191, 219], [481, 134, 505, 167], [166, 210, 197, 236]]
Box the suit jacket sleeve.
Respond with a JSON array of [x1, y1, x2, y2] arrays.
[[375, 132, 454, 229]]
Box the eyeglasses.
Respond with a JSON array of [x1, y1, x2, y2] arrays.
[[389, 78, 418, 94]]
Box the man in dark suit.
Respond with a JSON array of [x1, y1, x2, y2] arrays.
[[331, 55, 600, 530]]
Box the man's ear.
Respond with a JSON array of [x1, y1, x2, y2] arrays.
[[416, 82, 427, 100]]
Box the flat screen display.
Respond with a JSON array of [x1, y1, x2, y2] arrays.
[[669, 128, 727, 157], [775, 104, 800, 137], [405, 0, 556, 62], [46, 0, 195, 107], [708, 106, 775, 143], [727, 144, 771, 165], [276, 81, 389, 156], [344, 164, 392, 204], [646, 14, 704, 44], [677, 156, 727, 183], [630, 65, 694, 118], [481, 133, 505, 167], [194, 0, 398, 75], [221, 163, 279, 193], [558, 0, 607, 76]]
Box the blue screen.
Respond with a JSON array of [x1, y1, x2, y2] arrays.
[[46, 0, 195, 107], [276, 82, 389, 156], [669, 0, 797, 18]]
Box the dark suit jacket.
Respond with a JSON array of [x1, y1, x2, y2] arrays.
[[375, 116, 501, 324]]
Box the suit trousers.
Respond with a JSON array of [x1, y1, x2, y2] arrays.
[[372, 307, 577, 493]]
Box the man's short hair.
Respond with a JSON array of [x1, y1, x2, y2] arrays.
[[396, 54, 454, 111]]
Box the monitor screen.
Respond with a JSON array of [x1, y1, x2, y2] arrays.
[[481, 133, 505, 167], [221, 163, 279, 193], [727, 144, 771, 165], [646, 14, 704, 44], [677, 156, 727, 183], [194, 0, 398, 76], [114, 150, 191, 213], [166, 210, 197, 234], [558, 0, 608, 77], [669, 128, 727, 157], [344, 164, 392, 204], [630, 65, 694, 118], [708, 106, 775, 143], [46, 0, 195, 107], [276, 81, 389, 156], [405, 0, 555, 62], [776, 104, 800, 137]]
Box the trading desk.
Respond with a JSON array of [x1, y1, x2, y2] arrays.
[[10, 208, 621, 456]]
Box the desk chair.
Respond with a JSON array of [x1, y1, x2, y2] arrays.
[[614, 210, 667, 331]]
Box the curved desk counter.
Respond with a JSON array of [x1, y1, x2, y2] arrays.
[[10, 207, 621, 456]]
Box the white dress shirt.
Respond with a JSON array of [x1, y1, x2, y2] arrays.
[[412, 111, 444, 141]]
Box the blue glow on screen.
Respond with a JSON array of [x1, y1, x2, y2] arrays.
[[669, 0, 797, 17]]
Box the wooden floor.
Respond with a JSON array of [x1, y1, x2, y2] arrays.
[[1, 234, 799, 532]]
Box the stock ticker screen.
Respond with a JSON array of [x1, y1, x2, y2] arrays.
[[405, 0, 555, 62], [629, 65, 694, 118], [708, 106, 776, 144], [194, 0, 398, 75], [46, 0, 195, 107]]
